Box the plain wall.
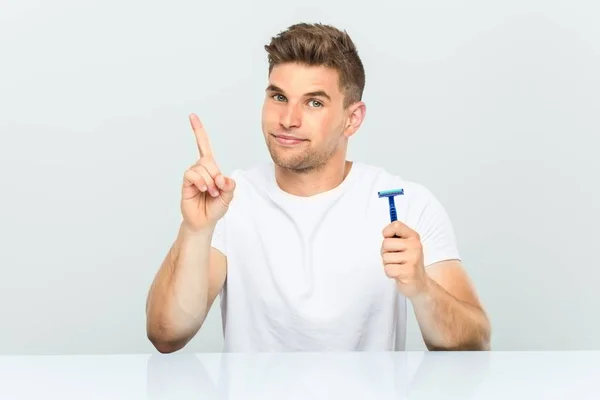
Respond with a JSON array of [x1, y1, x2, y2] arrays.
[[0, 0, 598, 354]]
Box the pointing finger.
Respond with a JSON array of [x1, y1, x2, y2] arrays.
[[189, 113, 213, 158]]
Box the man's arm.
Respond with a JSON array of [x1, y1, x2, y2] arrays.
[[411, 260, 491, 350], [145, 223, 227, 353]]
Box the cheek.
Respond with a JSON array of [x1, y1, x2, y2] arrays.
[[261, 103, 270, 119], [261, 105, 277, 128], [307, 113, 335, 139], [267, 103, 286, 120]]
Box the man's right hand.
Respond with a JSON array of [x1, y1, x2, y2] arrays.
[[181, 113, 236, 233]]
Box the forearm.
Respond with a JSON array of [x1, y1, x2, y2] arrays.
[[410, 277, 491, 351], [146, 224, 214, 348]]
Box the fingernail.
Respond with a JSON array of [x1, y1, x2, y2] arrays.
[[201, 185, 207, 191]]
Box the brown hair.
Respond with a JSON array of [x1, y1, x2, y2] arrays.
[[264, 23, 365, 108]]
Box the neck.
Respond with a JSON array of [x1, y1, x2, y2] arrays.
[[274, 156, 352, 197]]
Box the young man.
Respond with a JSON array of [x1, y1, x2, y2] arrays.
[[146, 23, 491, 353]]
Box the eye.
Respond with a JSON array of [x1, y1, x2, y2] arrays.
[[308, 100, 323, 108], [272, 94, 287, 102]]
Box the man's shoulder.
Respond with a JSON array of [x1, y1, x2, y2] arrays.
[[354, 162, 432, 199], [359, 163, 456, 242]]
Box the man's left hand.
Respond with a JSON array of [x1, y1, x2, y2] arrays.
[[381, 220, 430, 299]]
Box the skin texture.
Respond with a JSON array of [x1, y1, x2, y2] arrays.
[[145, 61, 491, 353], [261, 63, 366, 196]]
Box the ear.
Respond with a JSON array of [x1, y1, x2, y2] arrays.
[[343, 101, 367, 138]]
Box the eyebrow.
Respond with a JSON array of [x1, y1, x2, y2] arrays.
[[266, 84, 331, 101]]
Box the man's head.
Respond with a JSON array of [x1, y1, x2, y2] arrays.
[[261, 23, 366, 173]]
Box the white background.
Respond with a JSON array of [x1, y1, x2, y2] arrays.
[[0, 0, 598, 354]]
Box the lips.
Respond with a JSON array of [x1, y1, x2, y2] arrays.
[[272, 134, 306, 141], [271, 133, 308, 146]]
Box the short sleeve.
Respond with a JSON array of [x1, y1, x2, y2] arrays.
[[412, 185, 461, 267], [211, 217, 227, 256]]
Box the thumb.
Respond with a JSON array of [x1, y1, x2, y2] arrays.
[[215, 175, 236, 203]]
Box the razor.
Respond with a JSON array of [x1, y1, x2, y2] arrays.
[[377, 188, 405, 222]]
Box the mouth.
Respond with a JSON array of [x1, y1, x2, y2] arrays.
[[270, 133, 308, 146]]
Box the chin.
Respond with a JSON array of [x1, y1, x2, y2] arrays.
[[265, 134, 330, 173], [272, 152, 326, 174], [269, 149, 308, 171]]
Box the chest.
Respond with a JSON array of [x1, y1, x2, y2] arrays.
[[225, 199, 395, 313]]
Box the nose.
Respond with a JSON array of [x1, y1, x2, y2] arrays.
[[279, 103, 302, 130]]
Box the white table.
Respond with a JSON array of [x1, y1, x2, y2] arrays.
[[1, 351, 598, 399]]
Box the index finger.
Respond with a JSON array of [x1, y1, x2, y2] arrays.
[[189, 113, 213, 158]]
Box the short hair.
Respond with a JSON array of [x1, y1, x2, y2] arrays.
[[264, 23, 366, 107]]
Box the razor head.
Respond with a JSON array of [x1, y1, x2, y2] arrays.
[[378, 188, 405, 198]]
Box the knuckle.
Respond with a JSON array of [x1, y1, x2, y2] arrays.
[[413, 238, 422, 249], [384, 264, 398, 278], [184, 170, 198, 181], [383, 264, 393, 276]]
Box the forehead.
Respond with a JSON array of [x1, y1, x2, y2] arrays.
[[268, 63, 342, 96]]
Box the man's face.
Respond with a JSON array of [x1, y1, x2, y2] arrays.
[[261, 62, 362, 173]]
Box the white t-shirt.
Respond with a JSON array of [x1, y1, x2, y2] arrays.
[[211, 161, 460, 352]]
